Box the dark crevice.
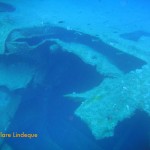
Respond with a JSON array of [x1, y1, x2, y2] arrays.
[[43, 50, 104, 94]]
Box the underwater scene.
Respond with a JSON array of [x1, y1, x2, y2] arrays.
[[0, 0, 150, 150]]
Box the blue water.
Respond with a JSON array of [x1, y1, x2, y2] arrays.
[[1, 0, 150, 150]]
